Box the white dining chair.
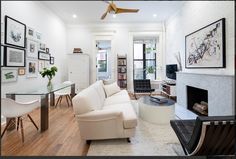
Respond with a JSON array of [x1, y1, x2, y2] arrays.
[[1, 98, 40, 143], [54, 81, 73, 107]]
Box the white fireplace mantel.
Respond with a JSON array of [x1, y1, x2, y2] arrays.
[[176, 72, 235, 116]]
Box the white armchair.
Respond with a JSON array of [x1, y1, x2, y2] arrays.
[[1, 98, 40, 143], [54, 81, 73, 107]]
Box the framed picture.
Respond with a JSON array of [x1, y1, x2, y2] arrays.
[[38, 51, 50, 60], [38, 60, 45, 72], [18, 67, 25, 75], [26, 26, 35, 39], [44, 60, 50, 68], [46, 48, 49, 53], [50, 56, 54, 64], [35, 31, 42, 41], [26, 58, 38, 78], [39, 43, 46, 52], [27, 39, 38, 59], [1, 45, 4, 66], [1, 22, 4, 44], [5, 16, 26, 48], [185, 18, 225, 68], [5, 46, 25, 67], [1, 68, 18, 83]]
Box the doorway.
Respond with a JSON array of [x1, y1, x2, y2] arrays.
[[96, 40, 112, 81]]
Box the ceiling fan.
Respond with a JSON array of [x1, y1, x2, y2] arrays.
[[101, 1, 139, 20]]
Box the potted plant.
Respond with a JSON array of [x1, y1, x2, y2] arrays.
[[40, 66, 58, 87], [144, 66, 156, 80]]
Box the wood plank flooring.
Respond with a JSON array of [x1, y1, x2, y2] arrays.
[[1, 97, 89, 156]]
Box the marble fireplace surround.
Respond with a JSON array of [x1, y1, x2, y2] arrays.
[[176, 72, 235, 116]]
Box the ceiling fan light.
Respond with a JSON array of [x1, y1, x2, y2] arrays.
[[153, 14, 157, 18], [112, 14, 116, 18], [72, 14, 77, 18]]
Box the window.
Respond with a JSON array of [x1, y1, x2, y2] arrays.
[[133, 39, 157, 80], [97, 50, 107, 72]]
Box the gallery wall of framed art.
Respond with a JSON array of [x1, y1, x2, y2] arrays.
[[185, 18, 226, 69], [1, 15, 54, 82]]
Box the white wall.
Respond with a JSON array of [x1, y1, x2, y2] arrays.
[[165, 1, 235, 75], [1, 1, 67, 102], [66, 23, 165, 91]]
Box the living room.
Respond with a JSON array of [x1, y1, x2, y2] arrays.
[[1, 1, 235, 157]]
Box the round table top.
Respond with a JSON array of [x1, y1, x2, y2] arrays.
[[138, 96, 175, 107]]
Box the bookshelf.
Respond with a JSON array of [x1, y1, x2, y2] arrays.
[[117, 55, 127, 89]]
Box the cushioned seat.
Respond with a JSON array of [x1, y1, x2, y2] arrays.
[[103, 103, 138, 129], [72, 80, 138, 141], [104, 94, 130, 106]]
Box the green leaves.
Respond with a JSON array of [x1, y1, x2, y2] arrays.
[[40, 66, 58, 80]]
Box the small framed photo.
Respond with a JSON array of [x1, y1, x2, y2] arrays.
[[1, 45, 4, 66], [50, 56, 54, 64], [38, 60, 45, 72], [38, 51, 50, 60], [5, 46, 26, 67], [5, 16, 26, 48], [27, 39, 38, 59], [35, 31, 42, 41], [1, 68, 18, 83], [18, 67, 25, 75], [26, 26, 35, 39], [39, 43, 46, 52], [26, 58, 38, 78], [46, 48, 49, 53]]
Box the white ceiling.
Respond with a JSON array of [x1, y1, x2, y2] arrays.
[[41, 1, 185, 24]]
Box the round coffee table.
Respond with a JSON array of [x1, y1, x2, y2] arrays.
[[138, 96, 175, 124]]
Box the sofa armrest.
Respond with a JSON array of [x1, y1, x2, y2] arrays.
[[77, 109, 123, 122]]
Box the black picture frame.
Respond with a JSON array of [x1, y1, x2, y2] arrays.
[[5, 16, 26, 48], [46, 48, 49, 53], [185, 18, 225, 69], [1, 45, 4, 67], [50, 56, 54, 64], [5, 45, 26, 67], [38, 51, 50, 61]]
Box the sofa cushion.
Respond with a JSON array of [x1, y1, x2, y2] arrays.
[[103, 82, 121, 97], [104, 93, 130, 106], [103, 103, 138, 129], [72, 85, 103, 115], [90, 80, 106, 106], [112, 90, 129, 97]]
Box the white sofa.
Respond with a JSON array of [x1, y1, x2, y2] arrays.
[[72, 80, 138, 141]]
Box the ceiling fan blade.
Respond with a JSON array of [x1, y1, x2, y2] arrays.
[[101, 11, 108, 20], [115, 8, 139, 14]]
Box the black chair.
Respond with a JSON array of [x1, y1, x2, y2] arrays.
[[133, 79, 155, 99], [170, 116, 236, 156]]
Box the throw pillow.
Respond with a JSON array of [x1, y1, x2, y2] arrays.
[[103, 82, 121, 97]]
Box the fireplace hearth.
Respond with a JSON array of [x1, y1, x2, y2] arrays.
[[187, 86, 208, 116]]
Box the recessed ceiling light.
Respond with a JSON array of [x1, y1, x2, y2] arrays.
[[153, 14, 157, 18], [72, 14, 77, 18], [112, 14, 116, 18]]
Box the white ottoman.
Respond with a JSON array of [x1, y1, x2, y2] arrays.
[[138, 96, 175, 124]]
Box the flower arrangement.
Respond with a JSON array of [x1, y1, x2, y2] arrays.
[[39, 66, 58, 86]]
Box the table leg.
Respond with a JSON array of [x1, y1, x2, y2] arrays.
[[71, 83, 75, 98], [40, 94, 49, 132], [6, 94, 16, 131], [50, 92, 55, 106]]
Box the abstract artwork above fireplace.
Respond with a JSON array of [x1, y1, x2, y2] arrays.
[[185, 18, 225, 68]]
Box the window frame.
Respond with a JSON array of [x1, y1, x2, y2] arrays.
[[133, 43, 157, 80]]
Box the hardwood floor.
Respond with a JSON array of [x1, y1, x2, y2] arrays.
[[1, 97, 89, 156]]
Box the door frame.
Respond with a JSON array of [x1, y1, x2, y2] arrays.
[[92, 33, 115, 83]]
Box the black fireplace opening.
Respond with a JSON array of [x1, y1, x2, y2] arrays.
[[187, 86, 208, 116]]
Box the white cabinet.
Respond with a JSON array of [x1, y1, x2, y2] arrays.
[[68, 54, 89, 93]]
